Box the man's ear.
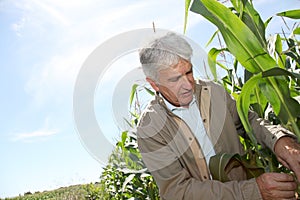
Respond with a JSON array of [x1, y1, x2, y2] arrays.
[[146, 77, 159, 92]]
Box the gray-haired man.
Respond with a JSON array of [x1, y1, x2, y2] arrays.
[[137, 32, 300, 200]]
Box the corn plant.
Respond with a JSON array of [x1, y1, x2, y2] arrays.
[[188, 0, 300, 137], [185, 0, 300, 183], [99, 84, 159, 200], [100, 131, 159, 200]]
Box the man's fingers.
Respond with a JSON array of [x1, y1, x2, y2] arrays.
[[273, 174, 297, 191], [257, 173, 298, 200], [275, 137, 300, 182], [280, 156, 300, 182], [273, 173, 295, 182], [274, 190, 297, 199]]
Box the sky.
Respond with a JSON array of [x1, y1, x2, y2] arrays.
[[0, 0, 299, 198]]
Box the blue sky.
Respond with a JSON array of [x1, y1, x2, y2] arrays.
[[0, 0, 298, 198]]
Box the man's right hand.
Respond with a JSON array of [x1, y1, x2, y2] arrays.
[[256, 172, 297, 200]]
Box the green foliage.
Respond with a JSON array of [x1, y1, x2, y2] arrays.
[[99, 131, 159, 200], [209, 152, 265, 182], [277, 9, 300, 19], [104, 2, 299, 198], [83, 183, 103, 200], [188, 0, 300, 138], [185, 0, 300, 193], [100, 88, 159, 200], [3, 184, 89, 200]]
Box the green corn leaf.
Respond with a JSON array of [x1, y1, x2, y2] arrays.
[[190, 0, 277, 74], [217, 58, 230, 72], [209, 153, 265, 182], [251, 87, 268, 118], [233, 58, 239, 77], [262, 67, 300, 87], [190, 0, 300, 139], [120, 168, 148, 174], [124, 117, 133, 128], [121, 131, 128, 148], [231, 0, 267, 47], [243, 2, 266, 45], [208, 47, 225, 80], [143, 86, 155, 96], [129, 111, 140, 119], [274, 34, 285, 68], [222, 76, 242, 94], [274, 34, 283, 56], [236, 74, 263, 147], [276, 9, 300, 19], [230, 0, 242, 13], [184, 0, 192, 33], [129, 84, 139, 107], [294, 27, 300, 35], [240, 70, 300, 137], [244, 69, 253, 83], [267, 34, 285, 68], [259, 77, 300, 124], [122, 174, 136, 192], [205, 30, 219, 47], [209, 153, 232, 182], [258, 80, 281, 115], [262, 67, 300, 80], [264, 16, 273, 29]]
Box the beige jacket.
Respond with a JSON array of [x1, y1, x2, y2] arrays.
[[137, 80, 294, 200]]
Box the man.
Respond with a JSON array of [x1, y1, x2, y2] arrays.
[[136, 32, 300, 200]]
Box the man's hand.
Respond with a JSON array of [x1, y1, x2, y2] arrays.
[[256, 173, 297, 200], [274, 137, 300, 181]]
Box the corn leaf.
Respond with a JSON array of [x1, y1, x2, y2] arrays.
[[259, 77, 300, 124], [122, 174, 135, 192], [262, 67, 300, 80], [251, 87, 268, 118], [129, 84, 139, 107], [190, 0, 277, 74], [205, 30, 219, 47], [231, 0, 267, 47], [209, 153, 265, 182], [276, 9, 300, 19], [143, 86, 155, 96], [209, 153, 232, 182], [264, 16, 273, 29], [236, 74, 264, 147], [208, 47, 225, 80], [121, 131, 128, 147], [184, 0, 192, 33], [190, 0, 300, 139], [294, 27, 300, 35], [274, 34, 285, 68]]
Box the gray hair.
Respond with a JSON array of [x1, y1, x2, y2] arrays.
[[139, 32, 193, 81]]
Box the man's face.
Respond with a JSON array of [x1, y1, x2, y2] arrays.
[[148, 59, 195, 107]]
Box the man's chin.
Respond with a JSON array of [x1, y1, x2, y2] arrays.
[[179, 98, 193, 107]]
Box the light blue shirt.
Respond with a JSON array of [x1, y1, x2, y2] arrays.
[[163, 95, 216, 164]]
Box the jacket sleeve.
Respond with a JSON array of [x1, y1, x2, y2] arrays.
[[151, 165, 261, 200], [137, 110, 262, 200]]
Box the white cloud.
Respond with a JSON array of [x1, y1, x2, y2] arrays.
[[11, 17, 26, 37], [20, 0, 194, 107], [9, 0, 207, 114], [24, 46, 89, 107], [12, 129, 59, 142], [11, 117, 60, 142], [30, 0, 71, 26]]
